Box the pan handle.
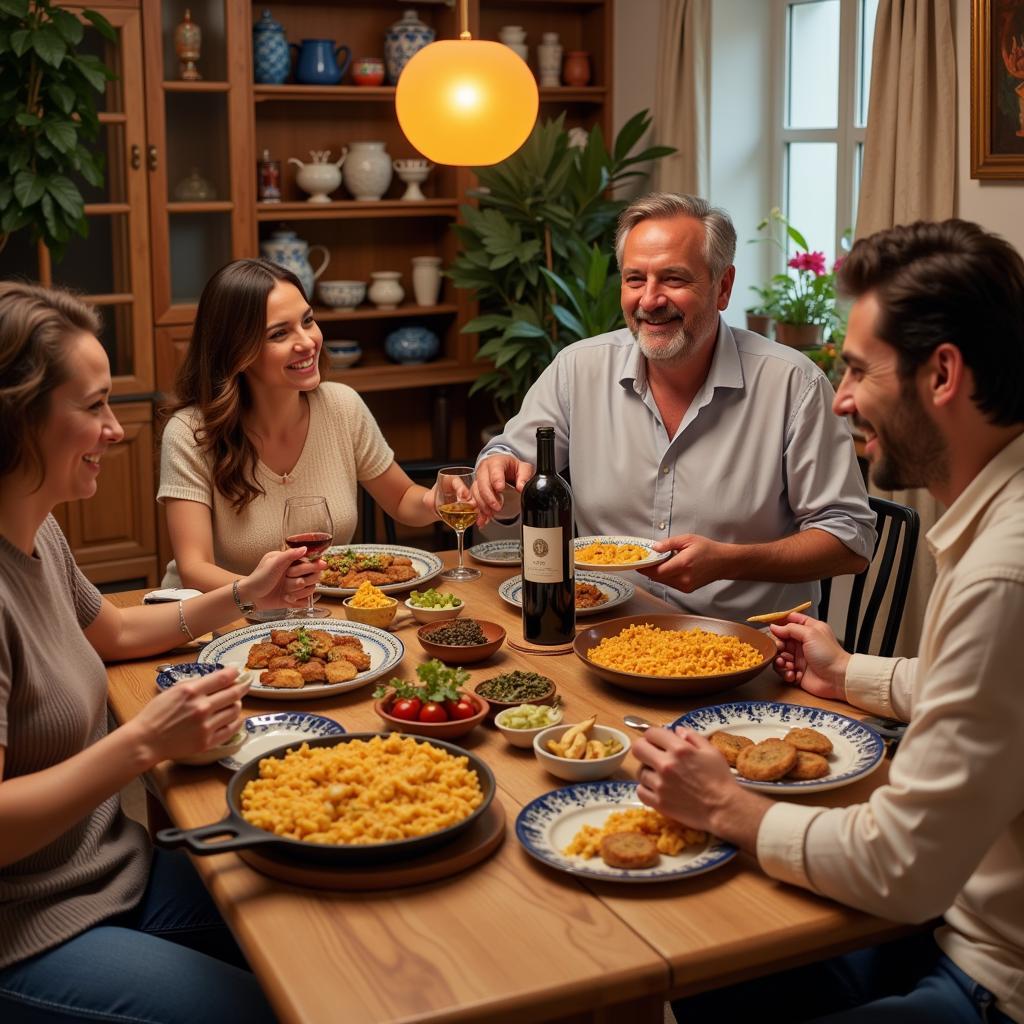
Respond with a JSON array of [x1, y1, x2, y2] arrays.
[[155, 820, 277, 855]]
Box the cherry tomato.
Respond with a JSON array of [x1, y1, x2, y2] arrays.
[[390, 697, 422, 721], [445, 696, 478, 720], [418, 702, 449, 723]]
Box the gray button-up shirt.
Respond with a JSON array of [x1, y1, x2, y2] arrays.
[[480, 321, 875, 622]]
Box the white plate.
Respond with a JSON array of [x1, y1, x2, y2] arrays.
[[316, 544, 444, 596], [672, 701, 885, 794], [498, 572, 635, 617], [516, 781, 737, 883], [573, 535, 672, 572], [218, 712, 346, 770], [197, 618, 404, 701], [467, 539, 522, 566]]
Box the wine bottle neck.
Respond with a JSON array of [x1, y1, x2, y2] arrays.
[[536, 433, 555, 474]]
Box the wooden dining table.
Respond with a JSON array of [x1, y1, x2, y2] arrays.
[[105, 555, 911, 1024]]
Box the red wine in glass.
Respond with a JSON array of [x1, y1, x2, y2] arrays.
[[282, 495, 334, 618], [285, 531, 332, 560]]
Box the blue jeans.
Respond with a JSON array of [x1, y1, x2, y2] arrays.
[[0, 848, 277, 1023], [673, 931, 1016, 1023]]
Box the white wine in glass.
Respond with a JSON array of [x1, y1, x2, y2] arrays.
[[435, 466, 481, 581], [282, 494, 334, 618]]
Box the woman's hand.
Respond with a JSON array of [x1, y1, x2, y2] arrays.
[[128, 667, 248, 764], [239, 548, 324, 609], [769, 613, 850, 701]]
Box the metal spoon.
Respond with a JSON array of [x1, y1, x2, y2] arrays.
[[623, 714, 654, 732]]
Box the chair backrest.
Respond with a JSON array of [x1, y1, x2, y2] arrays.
[[819, 495, 920, 657]]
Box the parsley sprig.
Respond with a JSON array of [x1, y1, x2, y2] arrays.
[[373, 658, 469, 703]]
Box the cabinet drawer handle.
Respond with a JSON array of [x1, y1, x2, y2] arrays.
[[131, 144, 141, 170], [147, 144, 158, 171]]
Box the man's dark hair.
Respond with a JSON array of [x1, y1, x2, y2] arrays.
[[839, 219, 1024, 425]]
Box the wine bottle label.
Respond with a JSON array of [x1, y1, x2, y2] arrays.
[[522, 526, 573, 583]]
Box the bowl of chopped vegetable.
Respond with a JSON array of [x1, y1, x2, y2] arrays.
[[416, 618, 505, 665], [404, 588, 465, 624], [473, 670, 557, 722], [493, 702, 564, 748], [372, 659, 487, 739]]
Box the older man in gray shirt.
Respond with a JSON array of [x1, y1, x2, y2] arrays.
[[474, 192, 874, 622]]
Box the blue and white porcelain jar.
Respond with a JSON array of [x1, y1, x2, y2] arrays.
[[384, 9, 435, 85], [253, 9, 290, 85], [259, 229, 330, 300], [384, 325, 440, 364]]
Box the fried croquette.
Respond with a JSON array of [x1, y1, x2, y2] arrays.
[[246, 643, 280, 669], [708, 730, 754, 767], [735, 738, 798, 781], [599, 832, 661, 869], [297, 661, 326, 683], [269, 629, 298, 645], [259, 668, 305, 689], [334, 648, 370, 671], [784, 727, 833, 756], [267, 655, 299, 671], [325, 660, 358, 683], [787, 750, 830, 780]]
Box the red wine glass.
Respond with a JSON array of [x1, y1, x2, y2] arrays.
[[283, 495, 334, 618]]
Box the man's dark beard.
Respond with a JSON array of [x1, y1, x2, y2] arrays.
[[867, 378, 948, 491]]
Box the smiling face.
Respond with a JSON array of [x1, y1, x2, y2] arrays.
[[833, 293, 948, 491], [620, 216, 734, 363], [244, 281, 323, 394], [35, 332, 124, 503]]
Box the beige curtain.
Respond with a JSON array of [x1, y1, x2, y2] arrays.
[[855, 0, 956, 658], [652, 0, 710, 197]]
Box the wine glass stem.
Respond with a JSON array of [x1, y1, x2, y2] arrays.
[[455, 528, 466, 569]]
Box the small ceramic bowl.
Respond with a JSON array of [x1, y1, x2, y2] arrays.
[[532, 723, 631, 782], [404, 595, 465, 625], [494, 704, 564, 748], [326, 341, 362, 369], [342, 596, 398, 629], [416, 619, 505, 665], [175, 726, 247, 766], [317, 279, 366, 309], [373, 690, 487, 740], [156, 663, 256, 693], [472, 675, 557, 723]]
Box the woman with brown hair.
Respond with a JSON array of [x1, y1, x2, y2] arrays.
[[0, 280, 309, 1021], [159, 258, 436, 591]]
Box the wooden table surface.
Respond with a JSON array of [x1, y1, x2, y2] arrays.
[[106, 556, 907, 1024]]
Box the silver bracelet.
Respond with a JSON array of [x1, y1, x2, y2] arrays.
[[177, 599, 195, 642]]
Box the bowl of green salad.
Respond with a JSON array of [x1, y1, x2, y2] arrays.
[[404, 587, 465, 625]]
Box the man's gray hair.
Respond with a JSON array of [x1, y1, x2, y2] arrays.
[[615, 193, 737, 280]]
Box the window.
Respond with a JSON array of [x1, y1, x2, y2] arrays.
[[773, 0, 879, 263]]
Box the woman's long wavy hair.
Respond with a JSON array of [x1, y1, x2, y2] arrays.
[[165, 258, 313, 512]]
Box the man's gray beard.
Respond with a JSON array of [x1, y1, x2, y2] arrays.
[[629, 319, 699, 362]]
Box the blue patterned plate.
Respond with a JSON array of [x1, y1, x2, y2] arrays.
[[515, 780, 737, 883], [317, 544, 444, 596], [573, 535, 672, 572], [197, 619, 404, 701], [156, 661, 224, 692], [218, 712, 346, 770], [672, 701, 885, 794], [498, 572, 635, 617], [467, 539, 522, 566]]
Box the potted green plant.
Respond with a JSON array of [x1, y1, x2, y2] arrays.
[[0, 0, 116, 260], [744, 281, 780, 337], [448, 111, 674, 421]]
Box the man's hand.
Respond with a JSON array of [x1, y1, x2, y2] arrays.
[[641, 534, 732, 592], [471, 454, 534, 525], [769, 613, 850, 701]]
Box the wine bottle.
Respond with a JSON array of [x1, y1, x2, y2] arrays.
[[521, 426, 575, 645]]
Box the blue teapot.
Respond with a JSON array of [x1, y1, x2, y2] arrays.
[[259, 229, 330, 301], [253, 9, 290, 85], [292, 39, 352, 85]]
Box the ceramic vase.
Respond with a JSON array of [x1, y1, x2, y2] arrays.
[[253, 9, 290, 85], [393, 158, 433, 200], [174, 9, 202, 81], [537, 32, 562, 87], [385, 326, 440, 364], [368, 271, 404, 309], [353, 56, 385, 86], [342, 141, 392, 200], [499, 25, 528, 63], [259, 229, 330, 300], [563, 50, 591, 86], [292, 39, 351, 85], [173, 168, 215, 201], [288, 150, 346, 202], [411, 256, 442, 306], [385, 9, 435, 84]]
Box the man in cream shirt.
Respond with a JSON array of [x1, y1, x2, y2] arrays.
[[636, 219, 1024, 1023]]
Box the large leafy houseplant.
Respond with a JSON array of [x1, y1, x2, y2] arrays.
[[448, 111, 674, 418], [0, 0, 116, 260]]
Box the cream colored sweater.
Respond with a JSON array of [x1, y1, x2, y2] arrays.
[[158, 383, 393, 586]]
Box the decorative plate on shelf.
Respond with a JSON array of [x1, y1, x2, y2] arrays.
[[672, 701, 885, 794], [515, 780, 737, 883], [573, 535, 672, 572], [498, 572, 635, 617], [219, 712, 346, 770], [467, 539, 522, 566], [316, 544, 443, 596], [197, 618, 404, 701]]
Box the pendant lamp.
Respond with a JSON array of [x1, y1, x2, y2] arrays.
[[395, 0, 539, 167]]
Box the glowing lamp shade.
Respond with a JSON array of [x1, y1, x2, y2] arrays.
[[396, 39, 539, 166]]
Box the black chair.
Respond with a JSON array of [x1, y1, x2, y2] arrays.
[[819, 495, 920, 657], [360, 459, 474, 549]]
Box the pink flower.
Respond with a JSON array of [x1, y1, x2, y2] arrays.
[[832, 255, 845, 272], [788, 251, 827, 275]]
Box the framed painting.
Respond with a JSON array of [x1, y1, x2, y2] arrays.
[[972, 0, 1024, 178]]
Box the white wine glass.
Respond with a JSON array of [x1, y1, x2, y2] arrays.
[[282, 495, 334, 618], [435, 466, 482, 581]]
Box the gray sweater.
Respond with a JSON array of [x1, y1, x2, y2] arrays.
[[0, 516, 149, 968]]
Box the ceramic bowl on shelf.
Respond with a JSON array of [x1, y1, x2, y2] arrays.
[[533, 723, 631, 782], [384, 325, 440, 364], [325, 341, 362, 369], [317, 280, 366, 309]]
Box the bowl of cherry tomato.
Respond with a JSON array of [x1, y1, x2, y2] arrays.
[[371, 659, 488, 740]]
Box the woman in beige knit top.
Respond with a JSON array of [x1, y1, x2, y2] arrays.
[[159, 259, 437, 590], [0, 282, 305, 1021]]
